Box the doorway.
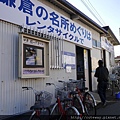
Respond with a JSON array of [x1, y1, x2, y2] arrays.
[[76, 46, 84, 80], [76, 46, 92, 91], [103, 50, 106, 67]]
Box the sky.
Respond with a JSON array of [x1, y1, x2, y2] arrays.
[[67, 0, 120, 57]]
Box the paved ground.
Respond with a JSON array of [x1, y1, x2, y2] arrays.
[[1, 88, 120, 120], [93, 89, 120, 115]]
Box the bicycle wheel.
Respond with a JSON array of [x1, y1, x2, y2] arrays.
[[83, 92, 97, 115], [29, 115, 40, 120], [66, 106, 82, 120], [73, 96, 85, 114], [29, 108, 50, 120], [50, 103, 63, 120], [107, 81, 112, 91]]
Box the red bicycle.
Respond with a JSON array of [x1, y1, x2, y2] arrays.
[[22, 87, 53, 120], [58, 79, 97, 115], [46, 83, 82, 120], [68, 79, 97, 115]]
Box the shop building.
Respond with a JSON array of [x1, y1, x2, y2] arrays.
[[92, 26, 119, 91], [0, 0, 119, 115]]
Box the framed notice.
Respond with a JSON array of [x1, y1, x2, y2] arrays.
[[23, 44, 44, 68], [19, 33, 49, 78]]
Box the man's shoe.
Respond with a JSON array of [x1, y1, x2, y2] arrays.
[[103, 101, 107, 107]]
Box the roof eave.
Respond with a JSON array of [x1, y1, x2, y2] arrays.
[[103, 26, 120, 46]]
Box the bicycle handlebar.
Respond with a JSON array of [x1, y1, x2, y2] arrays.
[[69, 79, 86, 82], [22, 87, 33, 90], [58, 79, 77, 83], [58, 80, 64, 83], [46, 82, 60, 89], [46, 83, 52, 85], [22, 87, 28, 89], [22, 86, 42, 95]]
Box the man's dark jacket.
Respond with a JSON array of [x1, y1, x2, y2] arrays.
[[94, 66, 109, 83]]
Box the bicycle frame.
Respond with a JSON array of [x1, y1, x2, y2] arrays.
[[75, 87, 84, 101], [46, 82, 81, 119], [75, 85, 97, 106], [46, 83, 69, 116], [22, 87, 52, 120]]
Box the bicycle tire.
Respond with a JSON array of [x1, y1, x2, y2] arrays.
[[83, 92, 97, 115], [50, 103, 63, 120], [107, 81, 112, 91], [29, 115, 41, 120], [66, 106, 82, 120], [73, 96, 85, 114], [29, 108, 50, 120]]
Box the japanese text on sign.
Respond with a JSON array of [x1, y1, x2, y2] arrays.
[[0, 0, 92, 48]]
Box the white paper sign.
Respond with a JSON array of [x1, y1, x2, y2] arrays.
[[66, 66, 72, 73]]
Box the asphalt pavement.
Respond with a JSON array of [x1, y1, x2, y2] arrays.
[[93, 89, 120, 115]]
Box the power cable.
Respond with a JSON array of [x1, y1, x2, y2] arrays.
[[80, 0, 105, 26], [86, 0, 106, 25]]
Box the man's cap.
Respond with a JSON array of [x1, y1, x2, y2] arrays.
[[98, 60, 103, 64]]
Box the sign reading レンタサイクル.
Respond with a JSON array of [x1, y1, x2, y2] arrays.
[[0, 0, 92, 48]]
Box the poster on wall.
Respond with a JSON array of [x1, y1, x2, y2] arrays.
[[23, 44, 44, 67], [66, 66, 72, 73], [62, 51, 76, 69], [19, 34, 49, 78]]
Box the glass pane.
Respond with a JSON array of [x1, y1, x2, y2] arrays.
[[24, 44, 44, 67]]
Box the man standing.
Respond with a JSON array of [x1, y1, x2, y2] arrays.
[[94, 60, 109, 106]]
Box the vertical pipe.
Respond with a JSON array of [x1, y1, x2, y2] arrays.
[[50, 35, 52, 68], [53, 36, 55, 68], [57, 38, 59, 68], [59, 38, 61, 68], [61, 38, 64, 68], [55, 37, 57, 68]]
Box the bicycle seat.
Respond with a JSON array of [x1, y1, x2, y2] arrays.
[[78, 87, 88, 92], [69, 91, 78, 95], [30, 103, 50, 110], [61, 98, 72, 103]]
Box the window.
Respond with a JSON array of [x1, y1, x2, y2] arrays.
[[23, 44, 44, 68], [97, 41, 101, 47], [92, 39, 101, 48], [92, 39, 97, 47]]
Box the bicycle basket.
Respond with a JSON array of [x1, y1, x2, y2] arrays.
[[67, 82, 77, 91], [55, 88, 69, 100], [35, 91, 53, 106], [109, 74, 117, 81], [75, 80, 84, 89]]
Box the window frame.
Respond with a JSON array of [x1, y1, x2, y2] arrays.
[[23, 44, 44, 68]]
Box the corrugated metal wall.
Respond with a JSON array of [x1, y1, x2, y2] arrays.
[[0, 20, 76, 115], [0, 21, 45, 115], [0, 20, 20, 115]]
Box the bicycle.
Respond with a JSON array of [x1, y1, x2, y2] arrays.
[[22, 87, 53, 120], [107, 74, 120, 95], [69, 79, 97, 115], [58, 80, 85, 115], [58, 79, 97, 115], [46, 82, 82, 120]]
